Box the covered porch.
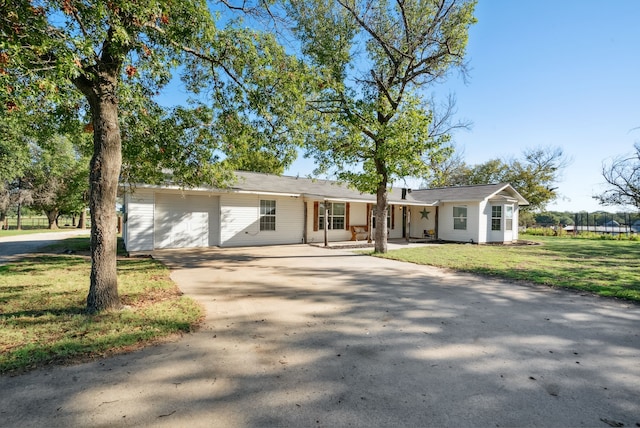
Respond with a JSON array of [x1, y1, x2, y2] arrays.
[[303, 196, 439, 246]]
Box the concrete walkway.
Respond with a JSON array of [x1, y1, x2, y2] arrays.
[[1, 244, 639, 427]]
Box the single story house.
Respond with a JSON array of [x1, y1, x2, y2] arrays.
[[121, 171, 529, 252]]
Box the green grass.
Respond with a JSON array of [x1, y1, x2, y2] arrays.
[[376, 236, 640, 302], [0, 237, 203, 374], [0, 227, 84, 237]]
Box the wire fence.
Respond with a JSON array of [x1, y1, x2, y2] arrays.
[[566, 212, 640, 236], [2, 215, 91, 230]]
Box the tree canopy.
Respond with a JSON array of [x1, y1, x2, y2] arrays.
[[26, 135, 89, 229], [286, 0, 477, 252], [429, 146, 568, 212], [1, 0, 307, 312]]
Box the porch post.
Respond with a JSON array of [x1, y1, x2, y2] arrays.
[[324, 201, 329, 247], [368, 208, 374, 243], [406, 206, 410, 241]]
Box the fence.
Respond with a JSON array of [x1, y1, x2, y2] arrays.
[[566, 212, 640, 236], [2, 215, 91, 230]]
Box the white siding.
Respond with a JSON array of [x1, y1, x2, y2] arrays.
[[478, 200, 489, 244], [438, 202, 481, 243], [123, 190, 155, 252], [408, 206, 436, 238], [220, 194, 304, 247], [349, 203, 368, 227]]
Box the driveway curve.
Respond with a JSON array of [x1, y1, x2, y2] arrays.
[[0, 230, 90, 265], [1, 244, 639, 427]]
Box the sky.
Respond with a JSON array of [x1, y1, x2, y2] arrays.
[[284, 0, 640, 213]]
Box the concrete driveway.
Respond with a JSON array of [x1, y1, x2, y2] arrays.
[[1, 244, 639, 427], [0, 229, 89, 265]]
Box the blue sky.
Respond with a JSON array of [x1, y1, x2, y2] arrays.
[[286, 0, 640, 213], [159, 1, 639, 213]]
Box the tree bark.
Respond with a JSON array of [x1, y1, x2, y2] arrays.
[[374, 182, 389, 253], [46, 209, 59, 229], [75, 67, 122, 313], [77, 209, 86, 229], [16, 202, 22, 230]]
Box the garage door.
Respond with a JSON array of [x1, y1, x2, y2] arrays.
[[154, 193, 219, 249]]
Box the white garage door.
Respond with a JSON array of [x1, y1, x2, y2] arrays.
[[154, 194, 219, 249]]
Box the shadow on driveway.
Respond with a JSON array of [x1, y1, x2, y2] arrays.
[[1, 244, 639, 427]]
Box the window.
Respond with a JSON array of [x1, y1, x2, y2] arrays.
[[319, 202, 346, 230], [453, 206, 467, 230], [506, 205, 514, 231], [260, 200, 276, 231], [491, 205, 502, 231]]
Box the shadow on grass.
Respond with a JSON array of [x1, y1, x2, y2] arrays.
[[1, 306, 87, 323], [381, 236, 640, 303], [42, 236, 128, 257], [0, 248, 202, 374], [0, 255, 88, 274]]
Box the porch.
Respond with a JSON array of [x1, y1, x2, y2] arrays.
[[309, 238, 440, 250]]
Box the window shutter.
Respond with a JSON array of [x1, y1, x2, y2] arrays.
[[345, 203, 350, 230], [313, 201, 319, 232]]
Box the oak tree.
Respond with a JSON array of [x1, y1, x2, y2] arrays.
[[2, 1, 302, 312], [287, 0, 477, 252]]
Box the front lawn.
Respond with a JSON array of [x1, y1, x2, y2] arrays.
[[0, 228, 80, 237], [377, 236, 640, 302], [0, 238, 203, 374]]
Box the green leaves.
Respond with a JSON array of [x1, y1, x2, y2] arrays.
[[441, 146, 568, 211], [287, 0, 476, 189]]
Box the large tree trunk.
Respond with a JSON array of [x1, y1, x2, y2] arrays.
[[374, 182, 389, 253], [76, 68, 122, 313], [46, 209, 59, 230], [16, 202, 22, 230], [77, 209, 86, 229]]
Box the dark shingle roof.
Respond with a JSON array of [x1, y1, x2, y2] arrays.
[[132, 171, 528, 206], [232, 171, 428, 204], [411, 183, 528, 205]]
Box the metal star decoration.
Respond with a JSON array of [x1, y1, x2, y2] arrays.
[[420, 208, 430, 219]]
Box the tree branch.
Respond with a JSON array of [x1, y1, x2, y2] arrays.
[[142, 22, 247, 92]]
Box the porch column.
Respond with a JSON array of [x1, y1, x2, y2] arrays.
[[406, 207, 410, 241], [324, 201, 329, 247]]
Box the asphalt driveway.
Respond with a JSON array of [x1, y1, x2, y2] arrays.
[[1, 243, 639, 427]]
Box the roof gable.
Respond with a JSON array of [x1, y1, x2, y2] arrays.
[[411, 183, 529, 206]]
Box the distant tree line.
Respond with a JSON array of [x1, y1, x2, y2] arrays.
[[423, 146, 569, 213], [1, 109, 90, 230]]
